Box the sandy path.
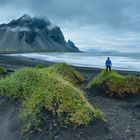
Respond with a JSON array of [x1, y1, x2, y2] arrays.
[[0, 98, 22, 140]]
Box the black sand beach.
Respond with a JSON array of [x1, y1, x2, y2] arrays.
[[0, 54, 140, 140]]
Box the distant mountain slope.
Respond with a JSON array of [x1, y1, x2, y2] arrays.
[[0, 14, 80, 53]]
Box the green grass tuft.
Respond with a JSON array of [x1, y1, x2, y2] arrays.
[[88, 70, 140, 97], [48, 63, 84, 84], [35, 64, 46, 68], [0, 68, 104, 133], [0, 67, 6, 74]]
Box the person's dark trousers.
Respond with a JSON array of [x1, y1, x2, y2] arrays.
[[106, 66, 111, 72]]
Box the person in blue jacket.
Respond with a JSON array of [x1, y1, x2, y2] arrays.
[[105, 57, 112, 72]]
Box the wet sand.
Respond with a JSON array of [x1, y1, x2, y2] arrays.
[[0, 54, 140, 140]]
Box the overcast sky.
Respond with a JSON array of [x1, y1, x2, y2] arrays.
[[0, 0, 140, 52]]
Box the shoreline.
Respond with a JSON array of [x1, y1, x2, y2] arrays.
[[0, 54, 140, 76]]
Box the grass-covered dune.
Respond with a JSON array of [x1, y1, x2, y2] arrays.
[[0, 67, 104, 133], [48, 63, 84, 84], [88, 70, 140, 97]]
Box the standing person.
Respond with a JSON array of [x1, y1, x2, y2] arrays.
[[105, 57, 112, 72]]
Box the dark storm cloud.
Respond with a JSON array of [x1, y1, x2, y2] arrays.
[[0, 0, 140, 31], [28, 0, 126, 28], [24, 0, 140, 31]]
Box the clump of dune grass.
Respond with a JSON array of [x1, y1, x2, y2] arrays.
[[0, 67, 6, 74], [48, 63, 84, 84], [88, 70, 140, 97], [0, 68, 104, 133], [35, 64, 46, 69]]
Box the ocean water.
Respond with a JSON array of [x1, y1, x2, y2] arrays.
[[10, 52, 140, 72]]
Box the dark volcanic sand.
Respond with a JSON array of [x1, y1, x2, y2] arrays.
[[0, 54, 140, 140]]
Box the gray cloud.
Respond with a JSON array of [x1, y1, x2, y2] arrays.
[[24, 0, 140, 31], [0, 0, 139, 30], [26, 0, 126, 29]]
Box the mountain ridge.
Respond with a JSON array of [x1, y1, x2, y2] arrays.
[[0, 14, 80, 53]]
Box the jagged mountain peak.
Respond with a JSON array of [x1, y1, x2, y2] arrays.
[[19, 14, 32, 21], [7, 14, 52, 30], [0, 14, 80, 53]]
